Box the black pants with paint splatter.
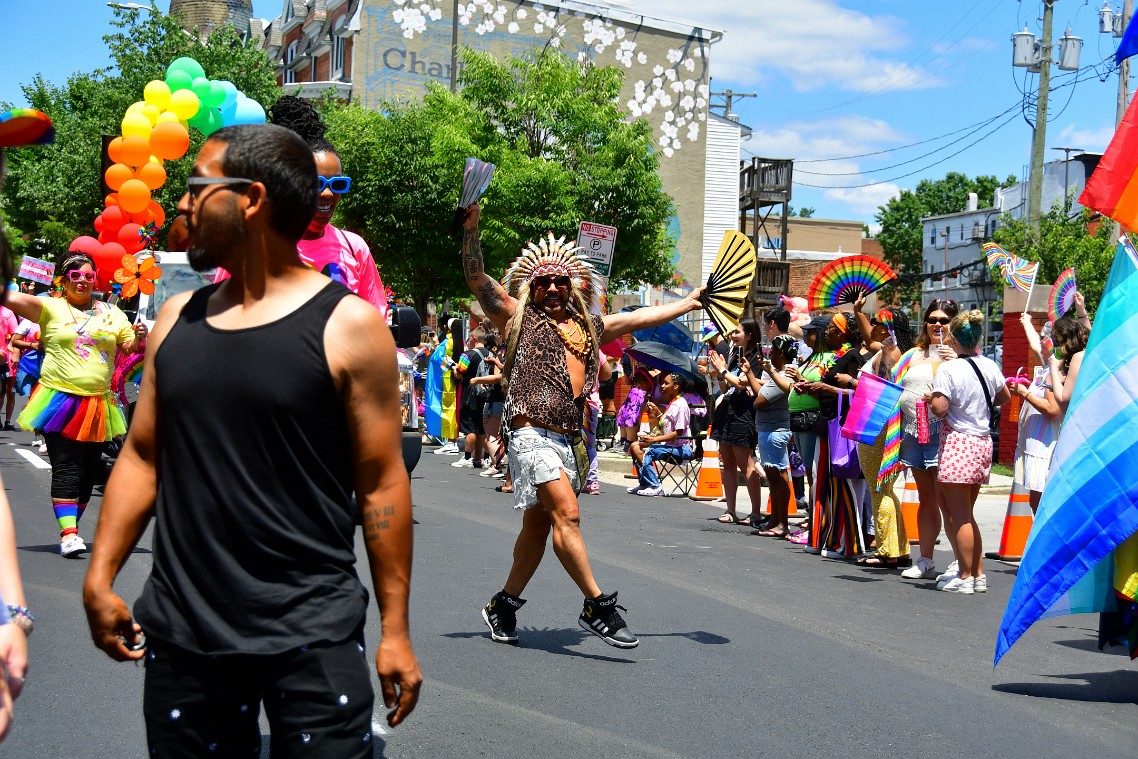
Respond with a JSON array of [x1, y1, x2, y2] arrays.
[[142, 633, 375, 758]]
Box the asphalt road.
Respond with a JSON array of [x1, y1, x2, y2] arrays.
[[2, 429, 1135, 758]]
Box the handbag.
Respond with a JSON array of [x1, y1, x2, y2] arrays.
[[841, 371, 904, 444], [828, 392, 862, 478], [790, 409, 819, 432], [17, 348, 42, 379]]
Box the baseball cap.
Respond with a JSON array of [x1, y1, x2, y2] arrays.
[[801, 315, 831, 334], [0, 109, 55, 148], [699, 324, 720, 342]]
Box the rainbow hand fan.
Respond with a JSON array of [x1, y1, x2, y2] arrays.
[[701, 231, 757, 337], [807, 255, 896, 310], [1048, 268, 1077, 322]]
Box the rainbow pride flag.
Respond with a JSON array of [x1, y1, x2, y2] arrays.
[[996, 237, 1138, 665], [1079, 94, 1138, 231]]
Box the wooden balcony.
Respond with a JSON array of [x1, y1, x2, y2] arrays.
[[739, 157, 793, 210], [748, 260, 791, 309]]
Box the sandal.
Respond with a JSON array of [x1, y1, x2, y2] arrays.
[[715, 512, 741, 524], [787, 530, 809, 545], [855, 555, 913, 569], [736, 516, 753, 527], [752, 527, 789, 538], [495, 485, 513, 494]]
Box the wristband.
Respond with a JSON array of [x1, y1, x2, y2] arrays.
[[6, 605, 33, 637]]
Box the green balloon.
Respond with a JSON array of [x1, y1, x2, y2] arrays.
[[187, 107, 212, 132], [167, 56, 206, 81], [202, 81, 227, 109], [199, 109, 224, 137], [166, 70, 193, 93], [191, 77, 211, 101]]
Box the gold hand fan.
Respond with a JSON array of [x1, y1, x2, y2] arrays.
[[701, 231, 756, 338]]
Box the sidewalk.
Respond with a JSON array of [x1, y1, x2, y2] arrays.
[[595, 447, 1018, 561]]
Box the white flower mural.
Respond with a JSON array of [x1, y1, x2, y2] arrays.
[[387, 0, 711, 157]]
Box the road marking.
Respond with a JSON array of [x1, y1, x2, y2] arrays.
[[14, 448, 50, 470], [371, 719, 387, 736]]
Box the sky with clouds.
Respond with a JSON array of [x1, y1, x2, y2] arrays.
[[2, 1, 1133, 225]]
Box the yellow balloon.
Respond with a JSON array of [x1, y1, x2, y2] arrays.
[[142, 104, 162, 126], [168, 89, 200, 120], [143, 80, 172, 110], [121, 113, 153, 140], [125, 101, 147, 116], [155, 111, 181, 125], [149, 155, 163, 165]]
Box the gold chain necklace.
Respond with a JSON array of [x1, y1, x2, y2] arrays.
[[551, 315, 590, 359]]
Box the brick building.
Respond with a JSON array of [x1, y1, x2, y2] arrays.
[[254, 1, 359, 100]]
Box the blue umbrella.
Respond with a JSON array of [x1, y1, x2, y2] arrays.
[[623, 307, 696, 353], [624, 341, 700, 382]]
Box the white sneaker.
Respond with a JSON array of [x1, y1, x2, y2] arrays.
[[936, 562, 961, 590], [940, 576, 974, 595], [434, 443, 458, 455], [479, 466, 500, 478], [38, 442, 48, 454], [636, 486, 664, 497], [900, 556, 937, 579], [60, 535, 87, 558], [451, 458, 473, 468], [935, 560, 959, 583], [626, 484, 643, 494], [973, 574, 987, 593]]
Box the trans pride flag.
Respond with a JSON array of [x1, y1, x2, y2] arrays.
[[995, 237, 1138, 665]]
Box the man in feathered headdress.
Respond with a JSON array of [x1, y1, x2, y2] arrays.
[[460, 203, 704, 649]]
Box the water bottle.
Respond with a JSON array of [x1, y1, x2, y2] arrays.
[[915, 397, 930, 444]]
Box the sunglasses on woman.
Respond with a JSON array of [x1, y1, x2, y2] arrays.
[[317, 175, 352, 193], [67, 271, 96, 283], [926, 317, 951, 325], [532, 276, 571, 290]]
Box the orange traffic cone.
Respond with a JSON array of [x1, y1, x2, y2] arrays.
[[900, 468, 921, 545], [626, 407, 652, 478], [690, 428, 722, 500], [985, 479, 1033, 561]]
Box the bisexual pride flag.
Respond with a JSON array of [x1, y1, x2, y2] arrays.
[[841, 371, 903, 446]]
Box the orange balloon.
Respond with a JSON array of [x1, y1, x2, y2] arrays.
[[105, 193, 119, 207], [119, 135, 152, 167], [118, 179, 151, 213], [105, 163, 133, 192], [149, 121, 190, 161], [107, 136, 126, 165], [130, 201, 166, 229], [136, 161, 167, 191]]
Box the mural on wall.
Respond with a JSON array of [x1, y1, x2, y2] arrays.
[[380, 0, 712, 158]]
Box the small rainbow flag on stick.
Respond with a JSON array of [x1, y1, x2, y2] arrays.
[[1079, 92, 1138, 231]]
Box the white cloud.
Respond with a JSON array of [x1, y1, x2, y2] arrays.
[[627, 0, 943, 93], [1056, 122, 1116, 153], [823, 183, 901, 215]]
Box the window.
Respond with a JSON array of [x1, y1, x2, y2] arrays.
[[284, 40, 297, 84], [333, 34, 345, 75], [960, 224, 964, 241], [929, 227, 936, 245], [285, 2, 294, 22]]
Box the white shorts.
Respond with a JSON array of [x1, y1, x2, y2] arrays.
[[507, 426, 579, 510]]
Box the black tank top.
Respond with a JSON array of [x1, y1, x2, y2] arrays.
[[134, 281, 368, 655]]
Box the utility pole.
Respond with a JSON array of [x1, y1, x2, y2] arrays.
[[710, 89, 756, 122], [1120, 0, 1134, 127], [1029, 0, 1057, 229], [450, 0, 460, 92]]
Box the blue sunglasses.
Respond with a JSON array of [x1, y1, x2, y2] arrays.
[[318, 175, 351, 193]]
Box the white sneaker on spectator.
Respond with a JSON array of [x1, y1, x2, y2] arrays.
[[936, 563, 962, 590], [940, 576, 974, 595], [626, 485, 643, 494], [973, 574, 987, 593], [434, 443, 458, 455], [451, 458, 474, 468], [900, 556, 937, 579], [479, 466, 500, 478], [636, 486, 664, 497]]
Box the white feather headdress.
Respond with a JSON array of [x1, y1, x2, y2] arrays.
[[501, 233, 607, 313]]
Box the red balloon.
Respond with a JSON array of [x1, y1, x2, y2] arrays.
[[117, 223, 144, 254], [93, 215, 105, 233], [69, 236, 102, 256], [94, 242, 128, 288], [101, 205, 128, 233], [98, 230, 114, 245]]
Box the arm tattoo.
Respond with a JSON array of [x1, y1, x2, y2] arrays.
[[477, 281, 506, 316], [462, 229, 484, 281], [362, 505, 395, 542]]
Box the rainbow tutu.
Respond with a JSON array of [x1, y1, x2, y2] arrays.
[[17, 384, 126, 443]]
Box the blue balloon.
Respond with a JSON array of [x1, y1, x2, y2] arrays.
[[217, 80, 239, 109], [230, 96, 266, 126]]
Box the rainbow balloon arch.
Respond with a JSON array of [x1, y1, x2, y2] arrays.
[[68, 57, 266, 294]]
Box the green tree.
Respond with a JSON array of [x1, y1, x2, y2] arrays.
[[992, 204, 1115, 317], [875, 171, 1017, 301], [1, 5, 277, 260], [324, 48, 677, 312]]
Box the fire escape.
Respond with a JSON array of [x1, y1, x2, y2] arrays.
[[739, 157, 793, 309]]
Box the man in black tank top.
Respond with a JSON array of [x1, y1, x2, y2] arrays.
[[460, 203, 705, 651], [82, 125, 421, 755]]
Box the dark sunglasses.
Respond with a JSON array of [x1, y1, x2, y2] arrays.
[[926, 317, 951, 325], [67, 271, 96, 283], [532, 276, 571, 290], [318, 175, 351, 193], [186, 176, 254, 199]]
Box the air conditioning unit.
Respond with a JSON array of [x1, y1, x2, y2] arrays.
[[971, 222, 984, 240]]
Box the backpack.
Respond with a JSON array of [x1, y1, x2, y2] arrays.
[[471, 348, 492, 397]]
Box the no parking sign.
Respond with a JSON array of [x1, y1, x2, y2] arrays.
[[576, 222, 617, 278]]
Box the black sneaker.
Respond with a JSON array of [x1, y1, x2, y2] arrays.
[[579, 591, 639, 648], [481, 591, 526, 644]]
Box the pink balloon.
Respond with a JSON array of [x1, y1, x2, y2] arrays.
[[69, 236, 102, 256]]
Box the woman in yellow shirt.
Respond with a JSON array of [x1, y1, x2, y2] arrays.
[[6, 253, 146, 557]]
